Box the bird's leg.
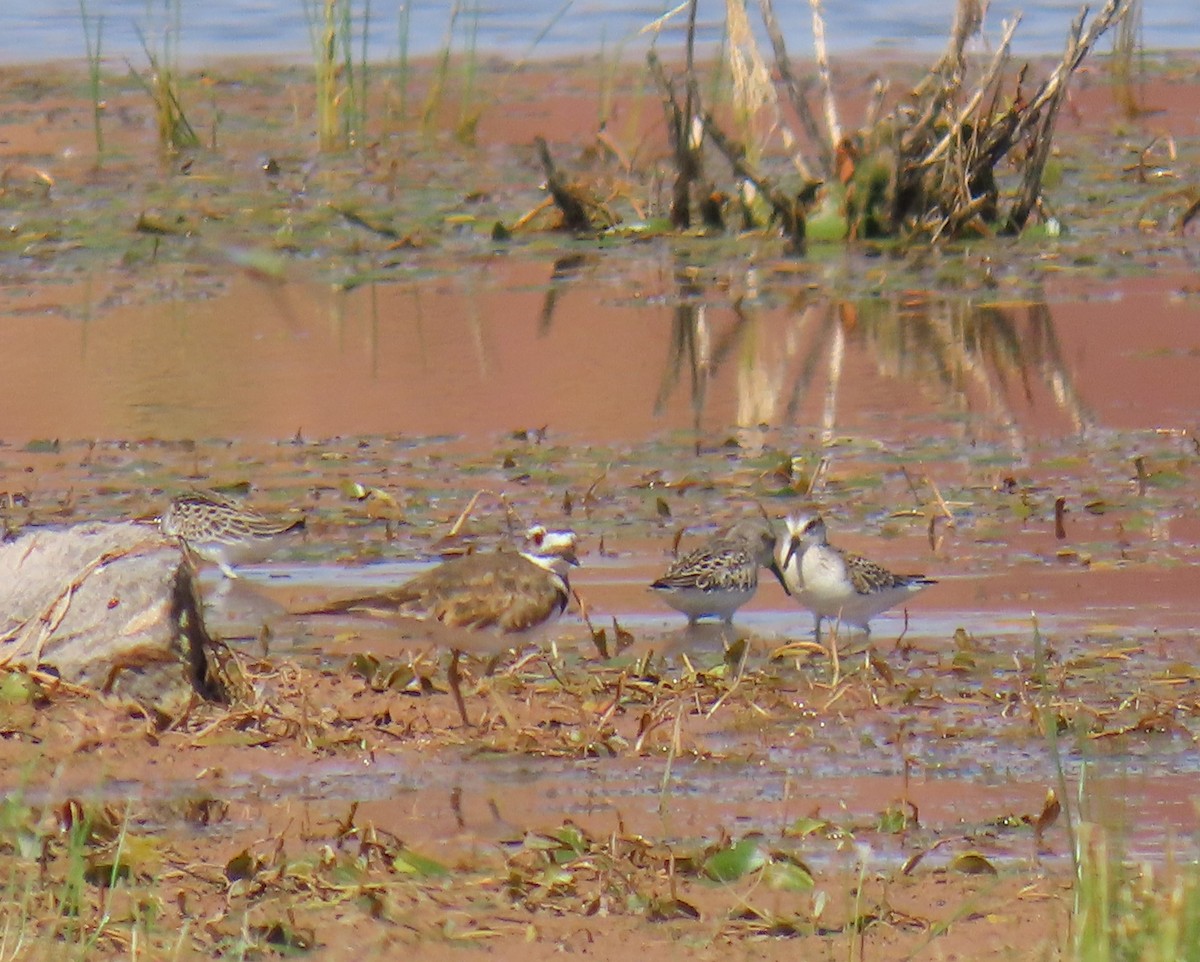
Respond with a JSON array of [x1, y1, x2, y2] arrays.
[[826, 617, 842, 685], [447, 648, 471, 728]]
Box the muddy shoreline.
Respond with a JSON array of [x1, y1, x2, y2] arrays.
[[2, 50, 1199, 960]]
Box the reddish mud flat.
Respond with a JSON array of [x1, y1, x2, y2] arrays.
[[1, 51, 1199, 959]]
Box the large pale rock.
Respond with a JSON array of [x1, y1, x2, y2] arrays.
[[0, 521, 231, 711]]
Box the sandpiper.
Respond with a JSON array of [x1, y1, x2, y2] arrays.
[[306, 525, 580, 633], [776, 511, 936, 640], [651, 517, 784, 624], [160, 490, 306, 579]]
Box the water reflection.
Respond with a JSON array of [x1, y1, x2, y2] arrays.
[[1, 257, 1193, 445], [633, 266, 1099, 457]]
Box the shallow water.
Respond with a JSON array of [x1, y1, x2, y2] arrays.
[[4, 259, 1198, 444], [8, 0, 1199, 65]]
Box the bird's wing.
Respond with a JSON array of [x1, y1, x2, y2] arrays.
[[301, 552, 566, 632], [652, 543, 752, 591], [844, 552, 906, 594], [427, 554, 567, 631]]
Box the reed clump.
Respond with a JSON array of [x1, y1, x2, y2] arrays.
[[1071, 824, 1200, 962], [652, 0, 1136, 244], [129, 1, 199, 153], [305, 0, 369, 151]]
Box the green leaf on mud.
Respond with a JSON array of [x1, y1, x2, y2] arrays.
[[191, 730, 275, 748], [553, 823, 589, 857], [225, 848, 259, 882], [225, 246, 288, 281], [703, 837, 767, 883], [536, 865, 574, 888], [646, 896, 701, 921], [393, 848, 450, 878], [950, 852, 998, 875], [877, 806, 911, 834], [786, 817, 830, 838], [764, 858, 814, 892], [0, 672, 38, 705], [347, 653, 381, 679], [1160, 662, 1200, 680], [92, 834, 164, 882]]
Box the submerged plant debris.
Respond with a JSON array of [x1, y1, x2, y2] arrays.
[[1, 413, 1198, 957]]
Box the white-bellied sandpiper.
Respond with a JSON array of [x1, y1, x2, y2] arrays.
[[776, 511, 935, 640]]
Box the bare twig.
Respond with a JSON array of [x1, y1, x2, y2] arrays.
[[757, 0, 825, 180], [808, 0, 842, 152], [920, 17, 1021, 168], [1006, 1, 1134, 230], [647, 49, 701, 229], [534, 136, 594, 232], [447, 649, 471, 727], [700, 113, 807, 249]]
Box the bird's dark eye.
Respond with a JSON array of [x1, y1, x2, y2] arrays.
[[530, 529, 545, 546]]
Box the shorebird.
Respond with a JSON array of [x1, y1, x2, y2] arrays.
[[160, 490, 305, 579], [775, 512, 935, 640], [304, 525, 580, 633], [651, 517, 784, 624], [306, 524, 579, 728]]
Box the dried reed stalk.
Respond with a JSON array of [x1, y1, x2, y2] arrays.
[[808, 0, 841, 153], [893, 0, 1131, 236], [735, 0, 1129, 239], [534, 136, 594, 232], [757, 0, 824, 180], [647, 47, 701, 229], [698, 114, 809, 251]]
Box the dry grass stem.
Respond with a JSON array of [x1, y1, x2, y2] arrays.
[[808, 0, 841, 151], [757, 0, 824, 179]]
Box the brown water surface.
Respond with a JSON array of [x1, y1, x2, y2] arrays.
[[3, 262, 1198, 443]]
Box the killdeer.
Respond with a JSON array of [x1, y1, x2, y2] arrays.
[[651, 517, 784, 624], [306, 525, 580, 633], [776, 512, 936, 640], [160, 490, 305, 579]]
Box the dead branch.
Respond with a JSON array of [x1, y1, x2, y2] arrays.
[[534, 136, 594, 232], [647, 50, 702, 229], [1005, 0, 1134, 231], [757, 0, 825, 180], [920, 17, 1021, 169], [700, 113, 808, 251], [808, 0, 842, 153]]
